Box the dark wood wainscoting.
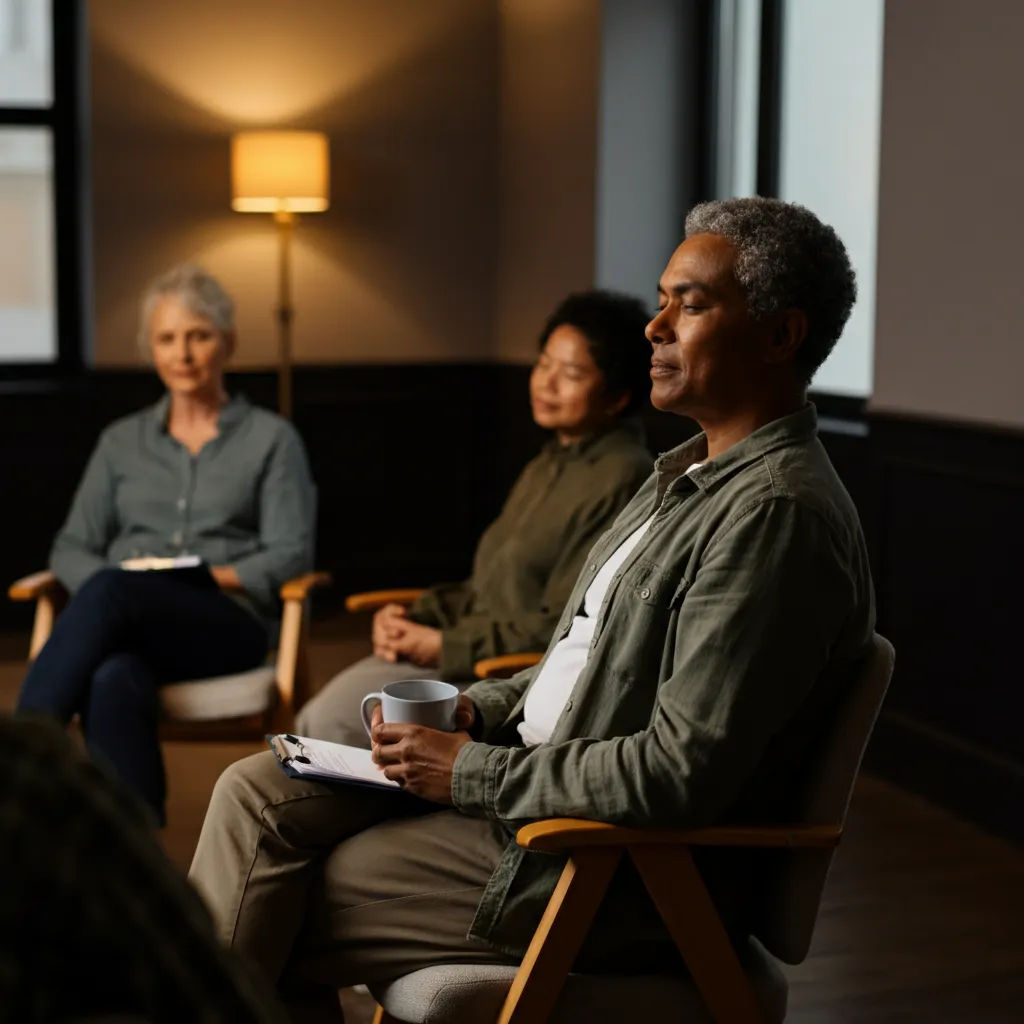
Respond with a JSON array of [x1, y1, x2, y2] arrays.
[[0, 367, 520, 633], [815, 404, 1024, 842], [2, 369, 1021, 839]]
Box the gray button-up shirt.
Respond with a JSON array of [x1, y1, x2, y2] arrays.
[[50, 394, 316, 627]]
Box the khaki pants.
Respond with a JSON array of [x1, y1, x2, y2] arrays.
[[295, 656, 446, 747], [188, 751, 516, 997]]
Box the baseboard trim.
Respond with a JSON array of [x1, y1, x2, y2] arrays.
[[865, 710, 1024, 842]]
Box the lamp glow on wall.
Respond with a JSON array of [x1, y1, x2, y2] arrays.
[[231, 130, 330, 418]]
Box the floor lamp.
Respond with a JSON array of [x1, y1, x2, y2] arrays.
[[230, 130, 330, 419]]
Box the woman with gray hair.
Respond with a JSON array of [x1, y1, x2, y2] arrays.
[[17, 264, 316, 826]]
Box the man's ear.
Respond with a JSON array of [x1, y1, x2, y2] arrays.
[[765, 309, 808, 365]]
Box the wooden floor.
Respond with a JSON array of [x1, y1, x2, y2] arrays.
[[2, 633, 1023, 1022]]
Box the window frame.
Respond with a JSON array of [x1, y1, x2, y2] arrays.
[[0, 0, 87, 378], [755, 0, 783, 197]]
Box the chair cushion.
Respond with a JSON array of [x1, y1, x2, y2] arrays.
[[371, 938, 787, 1024], [158, 666, 277, 721]]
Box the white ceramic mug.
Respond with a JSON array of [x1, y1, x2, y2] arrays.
[[360, 678, 460, 737]]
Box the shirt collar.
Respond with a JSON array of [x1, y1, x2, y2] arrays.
[[655, 403, 819, 492], [151, 392, 251, 435], [545, 416, 647, 463]]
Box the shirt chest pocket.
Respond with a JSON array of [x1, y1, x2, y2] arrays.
[[188, 449, 267, 532], [596, 561, 689, 686], [192, 476, 260, 529], [113, 461, 177, 532], [622, 561, 689, 611]]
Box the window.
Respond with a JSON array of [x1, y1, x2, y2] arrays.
[[0, 0, 86, 372], [712, 0, 762, 201], [709, 0, 885, 399], [777, 0, 884, 398]]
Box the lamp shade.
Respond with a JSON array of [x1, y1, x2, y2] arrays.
[[231, 131, 329, 213]]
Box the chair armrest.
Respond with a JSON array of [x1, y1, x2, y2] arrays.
[[10, 571, 69, 661], [9, 570, 66, 602], [344, 588, 425, 614], [516, 819, 842, 853], [11, 571, 333, 603], [280, 571, 333, 603], [474, 652, 544, 679], [274, 571, 333, 726]]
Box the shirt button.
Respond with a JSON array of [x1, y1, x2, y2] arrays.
[[640, 587, 651, 600], [589, 564, 597, 572], [172, 531, 182, 546], [177, 498, 186, 510], [564, 701, 573, 712]]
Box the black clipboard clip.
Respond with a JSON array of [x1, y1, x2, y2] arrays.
[[268, 733, 311, 765]]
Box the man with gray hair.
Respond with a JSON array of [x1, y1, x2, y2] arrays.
[[190, 197, 874, 1016]]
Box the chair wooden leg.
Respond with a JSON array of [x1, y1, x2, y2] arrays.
[[294, 642, 314, 711], [28, 594, 59, 660], [629, 844, 765, 1024], [275, 597, 305, 721], [497, 847, 622, 1024]]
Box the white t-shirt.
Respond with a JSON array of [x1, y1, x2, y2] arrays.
[[518, 463, 703, 746]]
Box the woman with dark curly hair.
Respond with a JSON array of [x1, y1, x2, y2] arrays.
[[298, 289, 655, 745]]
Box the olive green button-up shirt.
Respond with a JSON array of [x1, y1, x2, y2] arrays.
[[453, 404, 875, 956], [408, 419, 653, 680], [50, 394, 316, 628]]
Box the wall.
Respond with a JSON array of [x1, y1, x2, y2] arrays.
[[495, 0, 601, 362], [871, 0, 1024, 429], [89, 0, 500, 366], [90, 0, 608, 369]]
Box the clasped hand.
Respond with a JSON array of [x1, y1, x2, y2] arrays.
[[372, 604, 442, 667], [369, 696, 477, 804]]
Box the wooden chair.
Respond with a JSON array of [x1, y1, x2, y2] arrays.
[[9, 569, 331, 738], [344, 589, 543, 681], [368, 632, 895, 1024]]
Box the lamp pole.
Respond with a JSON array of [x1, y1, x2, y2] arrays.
[[274, 209, 295, 420]]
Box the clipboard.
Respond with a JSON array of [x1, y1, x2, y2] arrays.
[[120, 554, 218, 591], [267, 733, 401, 791]]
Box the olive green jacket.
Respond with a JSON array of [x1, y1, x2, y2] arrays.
[[408, 420, 653, 680], [453, 405, 876, 958]]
